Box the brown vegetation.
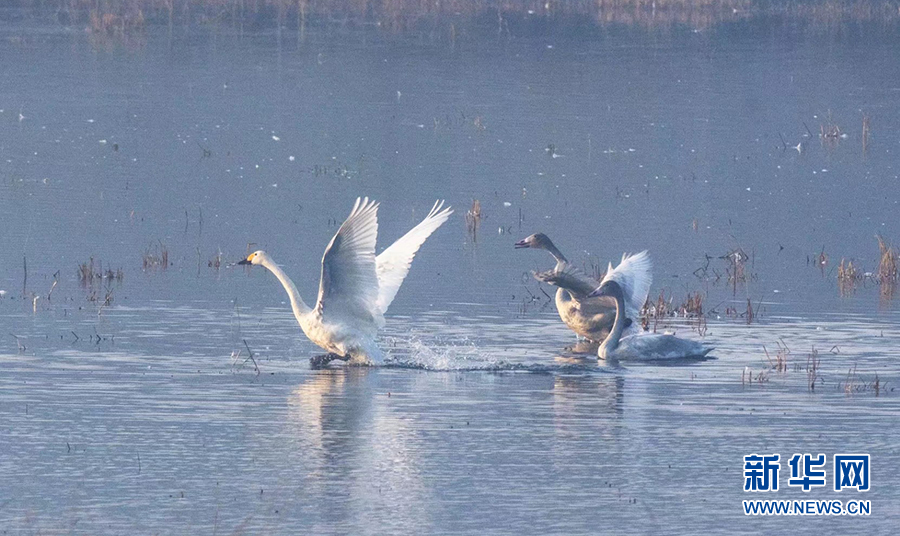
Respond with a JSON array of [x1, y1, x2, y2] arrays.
[[835, 236, 899, 299], [78, 257, 124, 286], [15, 0, 900, 36], [142, 241, 170, 271], [465, 199, 482, 243], [837, 257, 861, 296]]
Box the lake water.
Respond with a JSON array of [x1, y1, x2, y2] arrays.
[[1, 13, 899, 534]]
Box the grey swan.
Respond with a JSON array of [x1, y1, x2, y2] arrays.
[[515, 233, 650, 342]]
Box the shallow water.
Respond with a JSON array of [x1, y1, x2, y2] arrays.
[[1, 15, 899, 534]]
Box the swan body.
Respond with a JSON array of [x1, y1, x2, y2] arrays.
[[589, 261, 713, 361], [239, 198, 452, 365], [516, 233, 651, 342], [596, 330, 712, 360]]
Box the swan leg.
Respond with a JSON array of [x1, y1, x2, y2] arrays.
[[309, 352, 349, 368]]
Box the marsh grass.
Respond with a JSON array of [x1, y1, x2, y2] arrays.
[[641, 289, 707, 335], [833, 236, 899, 299], [819, 110, 843, 145], [877, 235, 898, 300], [806, 347, 821, 391], [742, 366, 770, 385], [208, 250, 223, 270], [805, 246, 829, 276], [19, 0, 900, 38], [839, 365, 885, 396], [876, 235, 898, 282], [89, 6, 145, 35], [465, 199, 482, 243], [862, 114, 871, 153], [78, 257, 124, 286], [837, 257, 861, 296], [722, 248, 752, 294], [142, 241, 170, 271], [764, 340, 789, 372]]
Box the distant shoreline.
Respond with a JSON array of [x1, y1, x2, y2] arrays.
[[5, 1, 900, 36]]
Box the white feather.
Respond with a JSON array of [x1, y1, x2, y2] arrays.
[[603, 332, 713, 360], [316, 197, 383, 327], [246, 198, 451, 364], [375, 200, 453, 314], [600, 250, 652, 319]]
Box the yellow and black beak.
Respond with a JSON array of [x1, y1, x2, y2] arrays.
[[238, 255, 253, 265]]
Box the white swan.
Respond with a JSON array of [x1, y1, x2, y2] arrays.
[[588, 254, 713, 361], [516, 233, 650, 342], [239, 198, 452, 365]]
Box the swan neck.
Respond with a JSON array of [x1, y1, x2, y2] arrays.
[[600, 288, 627, 355], [261, 257, 311, 319], [542, 239, 568, 267]]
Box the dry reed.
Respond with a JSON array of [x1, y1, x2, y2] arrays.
[[465, 199, 482, 243]]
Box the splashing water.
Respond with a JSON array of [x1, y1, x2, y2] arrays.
[[382, 336, 606, 373]]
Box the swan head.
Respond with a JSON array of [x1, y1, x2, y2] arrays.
[[238, 250, 268, 266], [588, 279, 623, 299], [514, 233, 552, 250]]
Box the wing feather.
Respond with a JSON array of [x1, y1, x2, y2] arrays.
[[532, 264, 599, 299], [375, 200, 452, 314], [600, 250, 652, 319], [316, 197, 383, 326]]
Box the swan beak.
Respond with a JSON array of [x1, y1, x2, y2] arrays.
[[588, 286, 607, 298], [237, 258, 252, 265], [514, 239, 530, 249]]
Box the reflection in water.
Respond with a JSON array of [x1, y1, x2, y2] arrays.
[[552, 375, 625, 443], [285, 369, 433, 532], [288, 369, 364, 457]]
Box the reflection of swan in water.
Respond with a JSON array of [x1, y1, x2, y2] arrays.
[[516, 233, 650, 343], [288, 369, 368, 456], [239, 198, 452, 365], [551, 375, 625, 444], [589, 266, 713, 361], [285, 369, 434, 526]]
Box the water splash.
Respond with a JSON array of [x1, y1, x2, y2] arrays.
[[382, 336, 604, 373]]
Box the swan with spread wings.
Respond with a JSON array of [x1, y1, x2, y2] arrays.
[[238, 198, 452, 365], [588, 251, 713, 361], [516, 233, 651, 342]]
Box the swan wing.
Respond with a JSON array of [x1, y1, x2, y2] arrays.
[[533, 264, 599, 299], [316, 197, 383, 326], [600, 250, 653, 318], [375, 200, 453, 314]]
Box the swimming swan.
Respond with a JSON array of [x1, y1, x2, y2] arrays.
[[588, 256, 713, 361], [515, 233, 650, 342], [239, 198, 452, 365]]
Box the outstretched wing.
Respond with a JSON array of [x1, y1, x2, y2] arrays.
[[316, 197, 383, 326], [600, 250, 652, 319], [532, 264, 598, 299], [375, 200, 453, 314]]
